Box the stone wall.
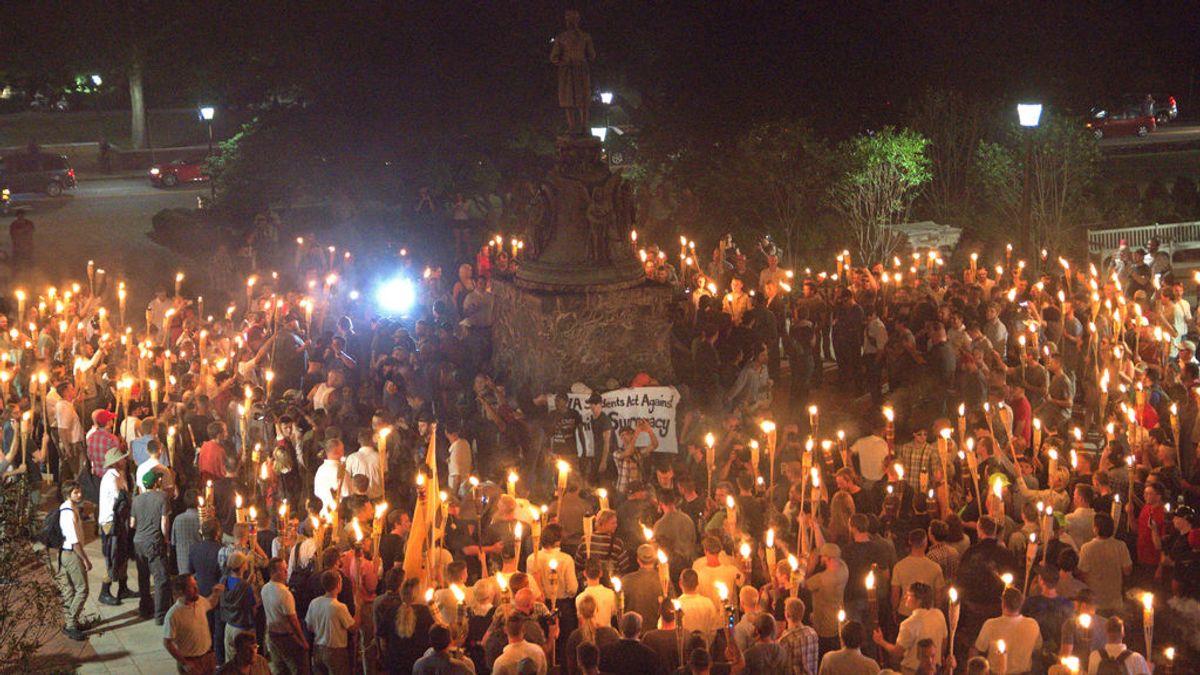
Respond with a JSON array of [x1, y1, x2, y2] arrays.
[[491, 275, 675, 397]]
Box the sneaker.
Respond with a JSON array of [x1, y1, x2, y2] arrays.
[[62, 627, 87, 641], [98, 592, 121, 606]]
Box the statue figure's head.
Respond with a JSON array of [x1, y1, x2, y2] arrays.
[[565, 9, 581, 28]]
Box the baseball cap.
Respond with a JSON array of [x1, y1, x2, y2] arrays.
[[141, 469, 161, 489], [92, 408, 117, 426], [819, 543, 841, 559]]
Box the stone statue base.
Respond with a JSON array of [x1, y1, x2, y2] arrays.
[[491, 275, 674, 397], [516, 135, 644, 292]]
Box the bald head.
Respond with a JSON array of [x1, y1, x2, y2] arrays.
[[514, 587, 535, 612]]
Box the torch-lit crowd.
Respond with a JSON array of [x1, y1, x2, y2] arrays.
[[4, 229, 1200, 675]]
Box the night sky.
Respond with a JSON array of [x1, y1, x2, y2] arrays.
[[3, 1, 1197, 139]]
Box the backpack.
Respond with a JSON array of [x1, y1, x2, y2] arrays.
[[40, 506, 69, 550], [288, 541, 318, 620], [1095, 648, 1133, 675]]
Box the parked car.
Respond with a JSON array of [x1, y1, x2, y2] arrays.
[[149, 158, 208, 187], [1085, 108, 1156, 139], [0, 152, 77, 196], [1120, 93, 1178, 123]]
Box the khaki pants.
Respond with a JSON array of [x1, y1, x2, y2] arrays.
[[59, 549, 89, 630], [268, 632, 311, 675], [177, 651, 216, 674], [313, 645, 350, 675]]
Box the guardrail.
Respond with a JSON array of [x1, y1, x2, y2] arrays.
[[1087, 221, 1200, 255]]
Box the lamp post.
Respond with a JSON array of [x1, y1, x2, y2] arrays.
[[598, 91, 613, 166], [199, 106, 216, 200], [1017, 103, 1042, 262]]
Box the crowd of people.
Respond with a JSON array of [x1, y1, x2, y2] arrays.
[[3, 218, 1199, 675]]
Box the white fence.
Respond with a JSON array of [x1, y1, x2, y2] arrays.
[[1087, 221, 1200, 256]]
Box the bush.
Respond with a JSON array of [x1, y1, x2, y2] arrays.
[[0, 480, 62, 668]]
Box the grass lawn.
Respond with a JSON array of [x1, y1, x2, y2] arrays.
[[0, 108, 236, 149]]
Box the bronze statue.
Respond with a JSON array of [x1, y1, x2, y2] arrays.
[[550, 10, 595, 134]]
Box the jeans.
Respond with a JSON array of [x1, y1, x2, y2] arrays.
[[133, 539, 171, 620]]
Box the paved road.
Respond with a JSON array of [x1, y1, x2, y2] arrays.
[[6, 177, 204, 310], [1099, 122, 1200, 149]]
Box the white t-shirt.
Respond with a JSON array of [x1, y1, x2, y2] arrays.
[[99, 468, 121, 525], [163, 597, 213, 657], [262, 581, 297, 634], [56, 399, 83, 443], [136, 457, 163, 494], [863, 317, 888, 355], [305, 595, 354, 648], [60, 499, 82, 550], [313, 459, 345, 512], [678, 592, 720, 637], [851, 435, 890, 481], [693, 560, 743, 612], [492, 640, 548, 675], [343, 447, 382, 500], [120, 416, 141, 445], [1086, 644, 1151, 675], [448, 438, 471, 480], [311, 383, 335, 412], [575, 584, 616, 627], [973, 614, 1041, 674], [896, 607, 947, 672], [891, 556, 945, 617], [1078, 537, 1132, 612]]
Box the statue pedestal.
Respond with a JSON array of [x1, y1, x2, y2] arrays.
[[516, 135, 645, 292], [491, 275, 674, 397]]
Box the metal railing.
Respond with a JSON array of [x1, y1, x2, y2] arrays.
[[1087, 221, 1200, 256]]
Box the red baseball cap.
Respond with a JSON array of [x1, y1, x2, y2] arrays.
[[92, 409, 118, 426]]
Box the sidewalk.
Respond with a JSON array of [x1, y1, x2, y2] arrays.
[[31, 525, 180, 674]]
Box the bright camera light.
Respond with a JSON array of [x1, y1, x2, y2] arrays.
[[91, 74, 102, 86], [1017, 103, 1043, 127], [376, 278, 416, 314]]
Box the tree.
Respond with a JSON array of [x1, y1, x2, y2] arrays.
[[905, 88, 993, 222], [974, 112, 1101, 256], [832, 127, 932, 265], [0, 481, 62, 668]]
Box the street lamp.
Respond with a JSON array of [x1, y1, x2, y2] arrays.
[[199, 106, 216, 200], [599, 91, 613, 105], [590, 126, 608, 143], [1017, 102, 1042, 260]]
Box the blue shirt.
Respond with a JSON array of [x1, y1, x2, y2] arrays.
[[130, 434, 155, 466]]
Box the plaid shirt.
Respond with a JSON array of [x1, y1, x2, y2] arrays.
[[86, 427, 123, 477], [778, 623, 820, 675], [898, 440, 937, 490], [615, 446, 645, 494], [927, 541, 960, 583]]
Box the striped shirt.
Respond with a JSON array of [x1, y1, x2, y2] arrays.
[[573, 531, 630, 578]]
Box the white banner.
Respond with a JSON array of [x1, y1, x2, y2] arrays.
[[557, 386, 680, 457]]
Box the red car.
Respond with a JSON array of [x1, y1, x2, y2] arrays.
[[149, 158, 208, 187], [1085, 108, 1156, 139]]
